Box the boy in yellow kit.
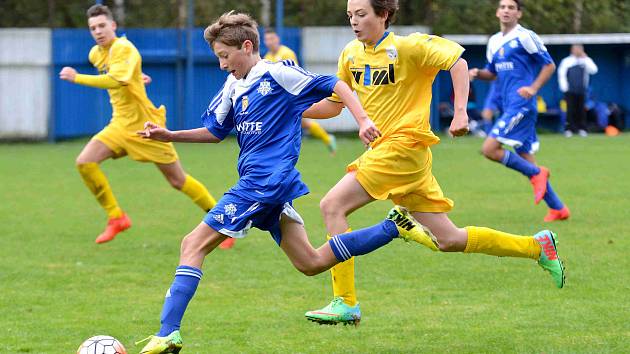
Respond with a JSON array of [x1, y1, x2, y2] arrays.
[[303, 0, 565, 326], [263, 28, 337, 155], [59, 4, 217, 244]]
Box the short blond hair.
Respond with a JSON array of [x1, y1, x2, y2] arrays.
[[204, 11, 259, 52]]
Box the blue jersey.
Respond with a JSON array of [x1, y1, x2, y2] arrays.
[[485, 25, 553, 113], [202, 60, 338, 204]]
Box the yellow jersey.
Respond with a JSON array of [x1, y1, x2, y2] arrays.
[[88, 36, 166, 131], [330, 32, 464, 146], [264, 45, 299, 64]]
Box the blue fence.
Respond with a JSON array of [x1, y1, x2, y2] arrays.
[[51, 27, 301, 139], [52, 28, 629, 139]]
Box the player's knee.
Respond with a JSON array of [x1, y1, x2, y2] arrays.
[[180, 233, 204, 258], [436, 228, 467, 252], [320, 196, 344, 220], [438, 238, 459, 252], [294, 259, 323, 276], [481, 144, 501, 161], [168, 175, 185, 190]]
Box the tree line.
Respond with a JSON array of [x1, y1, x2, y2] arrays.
[[1, 0, 628, 34]]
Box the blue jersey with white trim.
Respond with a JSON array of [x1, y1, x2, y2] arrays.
[[202, 60, 339, 203], [485, 25, 553, 113]]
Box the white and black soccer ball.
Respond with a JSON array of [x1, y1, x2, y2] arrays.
[[76, 335, 127, 354]]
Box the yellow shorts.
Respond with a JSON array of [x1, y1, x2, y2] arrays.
[[347, 136, 453, 213], [93, 124, 178, 164]]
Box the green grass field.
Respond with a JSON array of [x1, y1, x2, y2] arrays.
[[2, 134, 629, 353]]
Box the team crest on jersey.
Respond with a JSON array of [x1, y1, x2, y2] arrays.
[[509, 39, 518, 48], [257, 80, 272, 96], [213, 214, 224, 224], [241, 95, 249, 111], [385, 46, 398, 60], [499, 47, 505, 58], [224, 203, 237, 217], [348, 55, 354, 64]]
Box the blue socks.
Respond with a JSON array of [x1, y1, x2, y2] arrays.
[[543, 181, 564, 210], [158, 265, 202, 336], [501, 150, 540, 177], [328, 220, 399, 262]]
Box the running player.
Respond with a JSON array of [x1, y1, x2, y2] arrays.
[[302, 0, 565, 326], [59, 4, 217, 244], [134, 12, 433, 353], [263, 28, 337, 155], [469, 0, 570, 222]]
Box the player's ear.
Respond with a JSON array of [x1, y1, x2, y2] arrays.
[[242, 40, 253, 54], [111, 20, 118, 31]]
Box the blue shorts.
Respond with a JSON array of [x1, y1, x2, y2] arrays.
[[203, 191, 304, 245], [489, 108, 540, 154]]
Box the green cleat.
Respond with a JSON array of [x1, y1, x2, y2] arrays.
[[136, 330, 183, 354], [387, 205, 439, 251], [326, 134, 337, 156], [305, 297, 361, 326], [534, 230, 565, 288]]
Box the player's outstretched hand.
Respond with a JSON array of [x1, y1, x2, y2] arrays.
[[59, 67, 77, 82], [142, 73, 152, 85], [137, 121, 173, 142], [468, 68, 479, 82], [449, 111, 470, 137], [358, 118, 381, 147]]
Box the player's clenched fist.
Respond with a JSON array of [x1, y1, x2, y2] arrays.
[[137, 121, 173, 142], [358, 118, 381, 147], [59, 67, 77, 82], [449, 112, 470, 137]]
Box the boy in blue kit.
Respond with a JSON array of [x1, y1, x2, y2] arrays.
[[470, 0, 570, 222], [134, 12, 437, 353]]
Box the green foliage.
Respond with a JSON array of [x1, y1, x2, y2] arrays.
[[1, 135, 629, 353], [1, 0, 628, 33]]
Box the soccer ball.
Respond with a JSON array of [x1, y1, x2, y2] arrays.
[[76, 335, 127, 354]]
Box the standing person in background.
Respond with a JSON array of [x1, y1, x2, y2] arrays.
[[59, 4, 218, 244], [558, 44, 598, 137], [263, 28, 338, 155], [469, 0, 570, 223]]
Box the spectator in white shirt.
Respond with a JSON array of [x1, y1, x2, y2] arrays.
[[558, 44, 598, 137]]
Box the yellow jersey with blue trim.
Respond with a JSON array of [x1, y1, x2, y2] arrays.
[[330, 32, 464, 146], [88, 36, 166, 130], [264, 45, 299, 64]]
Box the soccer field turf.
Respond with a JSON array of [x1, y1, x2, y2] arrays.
[[1, 134, 629, 353]]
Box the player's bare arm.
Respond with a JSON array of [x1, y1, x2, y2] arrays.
[[302, 99, 344, 119], [332, 80, 381, 145], [449, 58, 471, 137], [138, 122, 220, 143], [517, 62, 555, 99], [469, 67, 497, 82]]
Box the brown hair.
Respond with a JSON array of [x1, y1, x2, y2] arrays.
[[499, 0, 522, 10], [86, 4, 114, 20], [204, 11, 260, 52], [370, 0, 399, 28]]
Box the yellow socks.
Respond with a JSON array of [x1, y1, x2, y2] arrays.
[[464, 226, 541, 260], [180, 174, 217, 211], [77, 162, 123, 219], [308, 121, 331, 145], [328, 231, 357, 306]]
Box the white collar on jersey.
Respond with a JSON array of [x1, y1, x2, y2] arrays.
[[488, 24, 524, 58]]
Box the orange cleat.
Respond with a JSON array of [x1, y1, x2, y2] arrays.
[[95, 213, 132, 244], [219, 237, 236, 249], [529, 166, 550, 205], [544, 206, 570, 222]]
